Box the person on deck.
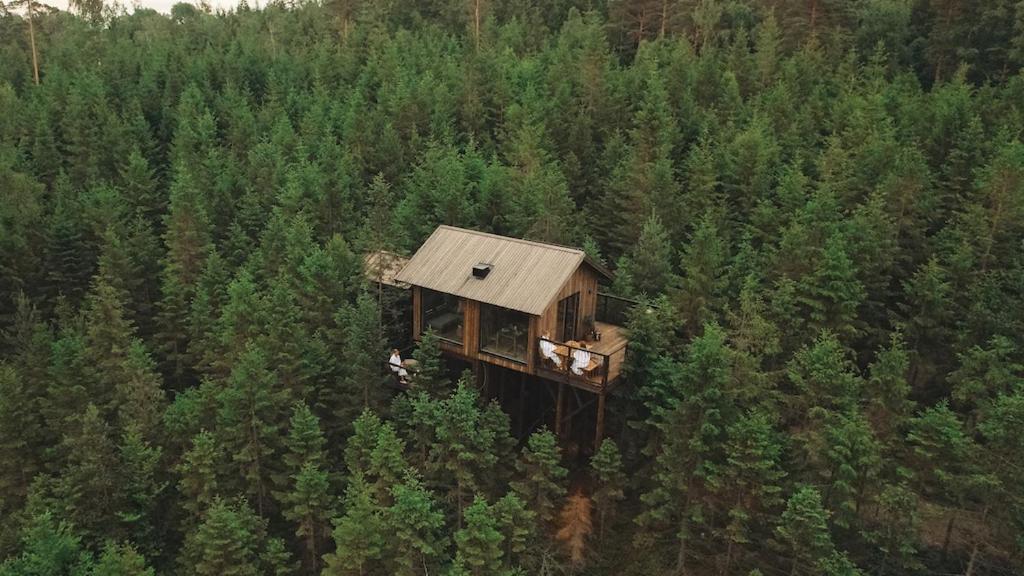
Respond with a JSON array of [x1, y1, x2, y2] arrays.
[[571, 343, 592, 376], [539, 332, 561, 368], [389, 349, 409, 384]]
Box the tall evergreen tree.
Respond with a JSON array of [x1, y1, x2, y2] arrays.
[[510, 429, 567, 528]]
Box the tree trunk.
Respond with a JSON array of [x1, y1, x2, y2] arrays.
[[473, 0, 481, 50], [674, 515, 688, 575], [964, 505, 990, 576], [659, 0, 668, 38], [941, 510, 957, 563], [27, 2, 40, 85]]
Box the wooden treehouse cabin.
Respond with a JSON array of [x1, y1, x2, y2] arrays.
[[394, 225, 632, 448]]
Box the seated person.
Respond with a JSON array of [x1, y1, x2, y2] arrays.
[[571, 344, 592, 376], [539, 332, 561, 368], [389, 349, 409, 384]]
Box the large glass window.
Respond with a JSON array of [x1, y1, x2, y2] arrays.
[[556, 292, 580, 342], [421, 288, 463, 344], [479, 304, 529, 363]]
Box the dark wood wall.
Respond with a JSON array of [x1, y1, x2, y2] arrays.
[[410, 264, 601, 376]]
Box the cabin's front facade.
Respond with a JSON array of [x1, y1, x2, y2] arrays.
[[395, 226, 630, 445]]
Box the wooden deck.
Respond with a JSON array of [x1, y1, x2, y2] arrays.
[[534, 321, 628, 393]]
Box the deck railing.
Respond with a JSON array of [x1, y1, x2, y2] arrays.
[[537, 336, 624, 391], [595, 292, 640, 326]]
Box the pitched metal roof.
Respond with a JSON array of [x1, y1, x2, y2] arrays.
[[395, 226, 611, 316]]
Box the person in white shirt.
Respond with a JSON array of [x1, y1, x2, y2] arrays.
[[571, 344, 592, 376], [389, 349, 409, 384], [539, 332, 561, 368]]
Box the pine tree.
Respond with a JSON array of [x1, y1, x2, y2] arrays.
[[57, 404, 124, 543], [0, 512, 90, 576], [91, 541, 156, 576], [117, 429, 166, 559], [492, 492, 534, 570], [635, 323, 736, 574], [0, 364, 47, 514], [156, 164, 212, 387], [412, 328, 448, 398], [619, 213, 674, 297], [775, 487, 838, 576], [821, 409, 881, 529], [590, 439, 625, 542], [336, 293, 387, 413], [180, 498, 260, 576], [114, 342, 167, 443], [83, 276, 138, 414], [323, 473, 385, 576], [277, 402, 332, 572], [118, 146, 162, 225], [429, 381, 498, 528], [281, 462, 332, 573], [797, 233, 865, 342], [673, 212, 728, 334], [343, 409, 409, 502], [386, 474, 447, 576], [452, 496, 504, 576], [865, 332, 914, 445], [176, 430, 222, 522], [215, 343, 288, 517], [510, 429, 567, 528], [718, 410, 785, 572]]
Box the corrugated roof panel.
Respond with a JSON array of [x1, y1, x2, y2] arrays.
[[394, 226, 586, 315]]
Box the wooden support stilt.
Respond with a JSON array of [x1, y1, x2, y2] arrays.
[[517, 373, 527, 438], [555, 381, 566, 437], [595, 391, 606, 450]]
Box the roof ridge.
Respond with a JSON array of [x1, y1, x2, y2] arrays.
[[435, 225, 585, 256]]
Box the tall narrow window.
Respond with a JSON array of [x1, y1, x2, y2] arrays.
[[421, 288, 463, 344], [556, 292, 580, 342], [479, 304, 529, 363]]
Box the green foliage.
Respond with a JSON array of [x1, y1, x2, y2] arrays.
[[590, 439, 625, 540], [323, 474, 385, 576], [452, 496, 504, 576], [1, 3, 1024, 575], [510, 428, 567, 527]]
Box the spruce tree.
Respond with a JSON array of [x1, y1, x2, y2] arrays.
[[323, 473, 385, 576], [719, 411, 786, 573], [92, 541, 155, 576], [412, 328, 447, 398], [386, 474, 447, 576], [176, 430, 222, 523], [510, 429, 567, 528], [215, 343, 288, 517], [590, 439, 625, 541], [429, 381, 498, 528], [117, 430, 166, 559], [57, 404, 123, 543], [180, 498, 261, 576], [452, 496, 504, 576], [775, 487, 839, 576], [492, 492, 534, 571]]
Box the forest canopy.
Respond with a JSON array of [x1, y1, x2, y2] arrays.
[[0, 0, 1023, 575]]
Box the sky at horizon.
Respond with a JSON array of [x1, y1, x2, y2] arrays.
[[55, 0, 249, 15]]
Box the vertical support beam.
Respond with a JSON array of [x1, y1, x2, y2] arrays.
[[517, 373, 527, 438], [595, 391, 606, 450], [555, 381, 566, 437]]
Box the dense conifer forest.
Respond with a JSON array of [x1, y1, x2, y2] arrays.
[[1, 1, 1023, 574]]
